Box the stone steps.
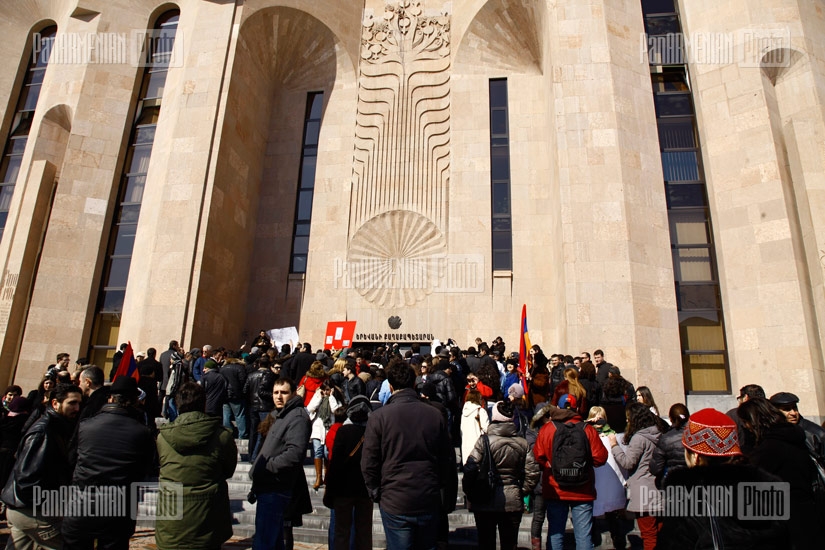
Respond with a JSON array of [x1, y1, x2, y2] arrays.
[[138, 439, 642, 549]]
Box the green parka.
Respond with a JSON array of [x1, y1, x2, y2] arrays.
[[155, 411, 237, 549]]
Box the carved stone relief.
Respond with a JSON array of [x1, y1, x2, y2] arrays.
[[347, 1, 451, 307]]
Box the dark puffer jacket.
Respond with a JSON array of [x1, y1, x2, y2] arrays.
[[428, 369, 457, 407], [650, 425, 687, 486], [464, 421, 540, 512], [243, 368, 275, 412]]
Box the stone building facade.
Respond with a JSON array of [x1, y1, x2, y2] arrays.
[[0, 0, 823, 417]]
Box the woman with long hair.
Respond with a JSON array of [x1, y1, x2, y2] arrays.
[[635, 386, 662, 419], [657, 408, 787, 549], [650, 403, 690, 487], [738, 397, 817, 549], [577, 361, 600, 414], [551, 367, 586, 415], [527, 345, 550, 407], [460, 389, 489, 465], [608, 403, 665, 550]]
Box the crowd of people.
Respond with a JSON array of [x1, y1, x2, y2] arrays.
[[0, 335, 823, 550]]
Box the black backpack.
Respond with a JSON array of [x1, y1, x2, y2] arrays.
[[551, 420, 592, 488]]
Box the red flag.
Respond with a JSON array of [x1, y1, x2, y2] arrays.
[[519, 305, 531, 395], [112, 341, 140, 381]]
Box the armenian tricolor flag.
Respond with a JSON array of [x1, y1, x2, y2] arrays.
[[112, 341, 140, 381], [519, 304, 531, 394]]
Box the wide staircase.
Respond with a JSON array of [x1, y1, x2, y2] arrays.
[[138, 439, 641, 549]]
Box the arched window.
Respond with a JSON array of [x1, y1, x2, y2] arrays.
[[0, 25, 57, 242], [88, 10, 180, 372]]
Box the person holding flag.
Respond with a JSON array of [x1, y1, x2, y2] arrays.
[[112, 341, 141, 382]]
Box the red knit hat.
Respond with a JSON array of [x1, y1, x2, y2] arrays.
[[682, 408, 742, 456]]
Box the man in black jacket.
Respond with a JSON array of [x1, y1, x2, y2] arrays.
[[78, 365, 111, 420], [361, 361, 457, 550], [1, 384, 81, 549], [202, 360, 228, 417], [769, 392, 825, 462], [283, 343, 315, 384], [220, 350, 248, 439], [243, 357, 276, 463], [62, 376, 155, 548]]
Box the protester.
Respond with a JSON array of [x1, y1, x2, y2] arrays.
[[658, 408, 788, 549], [463, 400, 539, 550], [461, 389, 489, 466], [2, 384, 82, 549], [62, 376, 155, 548], [250, 377, 311, 549], [155, 382, 237, 549]]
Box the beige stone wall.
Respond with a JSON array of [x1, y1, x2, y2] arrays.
[[681, 0, 825, 416], [0, 0, 822, 415]]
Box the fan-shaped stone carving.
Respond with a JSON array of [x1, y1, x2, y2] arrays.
[[347, 210, 447, 307]]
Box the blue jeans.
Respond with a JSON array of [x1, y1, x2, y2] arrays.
[[546, 499, 594, 550], [380, 509, 438, 550], [253, 490, 291, 550], [165, 397, 178, 422], [223, 399, 248, 439]]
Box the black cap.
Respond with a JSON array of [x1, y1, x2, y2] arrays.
[[110, 376, 139, 398], [769, 392, 799, 406]]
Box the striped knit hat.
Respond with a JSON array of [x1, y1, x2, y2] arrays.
[[682, 408, 742, 456]]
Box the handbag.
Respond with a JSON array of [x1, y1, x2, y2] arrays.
[[462, 433, 498, 503]]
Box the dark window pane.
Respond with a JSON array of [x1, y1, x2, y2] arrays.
[[652, 72, 690, 92], [128, 144, 153, 174], [646, 33, 684, 65], [493, 251, 512, 271], [293, 236, 309, 255], [292, 255, 307, 274], [1, 156, 22, 185], [492, 217, 511, 231], [645, 15, 681, 35], [669, 210, 710, 245], [32, 30, 56, 68], [491, 147, 510, 180], [492, 231, 512, 251], [134, 125, 156, 145], [673, 247, 713, 282], [113, 224, 137, 256], [655, 94, 692, 116], [26, 67, 46, 86], [677, 283, 721, 310], [123, 175, 146, 204], [492, 182, 510, 215], [143, 70, 168, 100], [22, 85, 42, 111], [662, 151, 700, 181], [489, 80, 507, 109], [304, 121, 321, 146], [642, 0, 676, 15], [101, 290, 126, 313], [658, 120, 696, 149], [296, 190, 313, 221], [308, 93, 324, 119], [491, 109, 508, 135], [106, 258, 132, 288], [666, 183, 706, 208], [119, 204, 141, 223], [295, 222, 310, 236], [0, 185, 15, 211], [10, 137, 27, 154], [300, 157, 316, 189]]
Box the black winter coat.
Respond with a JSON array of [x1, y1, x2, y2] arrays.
[[325, 423, 369, 502], [220, 360, 247, 400], [747, 422, 817, 550], [658, 462, 788, 549], [361, 388, 457, 516], [243, 368, 275, 412], [428, 370, 457, 407]]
